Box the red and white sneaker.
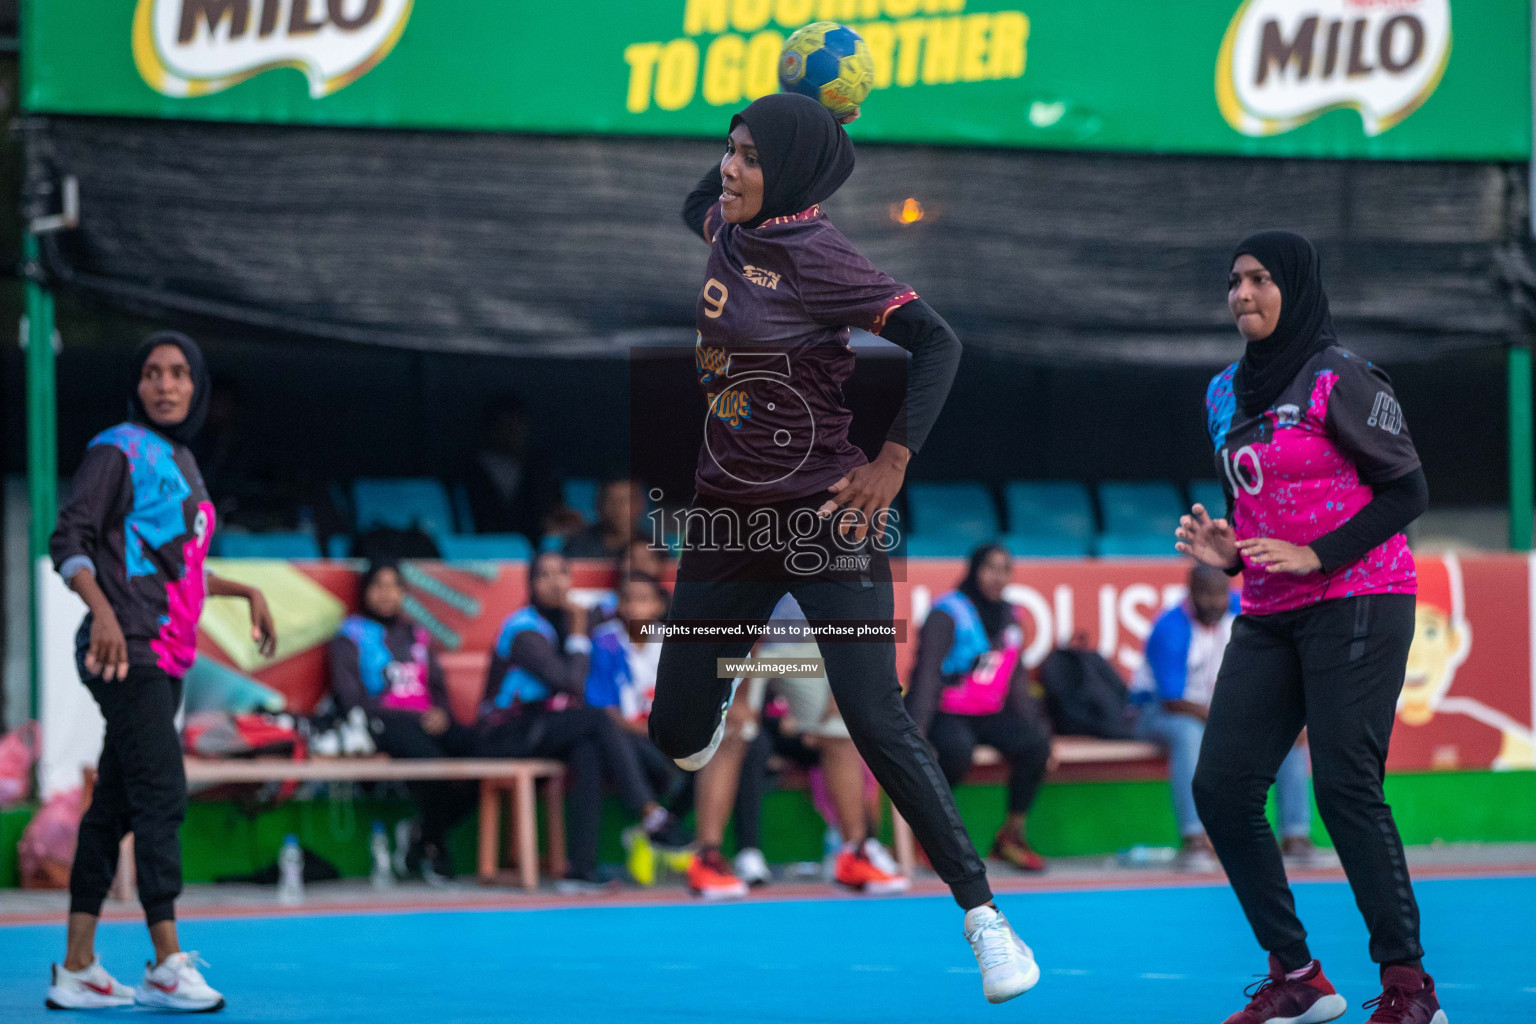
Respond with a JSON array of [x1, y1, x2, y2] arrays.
[[1222, 956, 1346, 1024], [45, 956, 136, 1010], [834, 845, 910, 894], [135, 952, 225, 1013], [1364, 966, 1448, 1024], [686, 849, 748, 900]]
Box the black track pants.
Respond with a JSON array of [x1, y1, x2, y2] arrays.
[[1194, 594, 1423, 966], [649, 493, 993, 909], [70, 666, 187, 925]]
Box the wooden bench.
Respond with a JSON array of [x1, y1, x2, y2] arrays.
[[888, 736, 1165, 877], [183, 757, 567, 890]]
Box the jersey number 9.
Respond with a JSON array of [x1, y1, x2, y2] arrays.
[[702, 279, 729, 319]]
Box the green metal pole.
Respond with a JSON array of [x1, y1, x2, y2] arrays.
[[23, 232, 59, 722], [1510, 341, 1533, 552]]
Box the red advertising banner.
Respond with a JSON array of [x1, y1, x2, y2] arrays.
[[197, 553, 1534, 773]]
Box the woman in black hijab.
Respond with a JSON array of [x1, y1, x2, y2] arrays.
[[907, 545, 1053, 873], [1177, 231, 1442, 1024], [47, 331, 275, 1012], [477, 552, 688, 890], [329, 559, 477, 882], [656, 94, 1037, 1002]]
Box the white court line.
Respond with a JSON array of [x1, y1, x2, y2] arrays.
[[1140, 973, 1188, 980]]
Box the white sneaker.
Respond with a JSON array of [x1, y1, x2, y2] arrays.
[[45, 956, 136, 1009], [734, 847, 772, 887], [963, 904, 1040, 1005], [673, 679, 741, 771], [135, 952, 225, 1013], [863, 837, 901, 876]]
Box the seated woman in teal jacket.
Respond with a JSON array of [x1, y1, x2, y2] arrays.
[[329, 559, 476, 883], [478, 552, 686, 889], [907, 544, 1053, 872]]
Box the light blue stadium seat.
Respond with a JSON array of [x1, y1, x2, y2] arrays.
[[437, 533, 533, 561], [1001, 534, 1093, 559], [905, 482, 999, 552], [1095, 533, 1180, 558], [563, 478, 598, 521], [214, 532, 321, 559], [1097, 481, 1185, 537], [1188, 480, 1227, 517], [450, 481, 477, 534], [352, 478, 455, 538], [1003, 480, 1095, 544], [326, 535, 352, 559]]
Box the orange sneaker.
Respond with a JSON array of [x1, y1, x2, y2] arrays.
[[833, 846, 911, 894], [992, 831, 1047, 872], [686, 849, 748, 900]]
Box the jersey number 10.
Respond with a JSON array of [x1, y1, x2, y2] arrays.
[[1220, 444, 1264, 497]]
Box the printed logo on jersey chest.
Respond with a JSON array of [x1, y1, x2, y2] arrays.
[[696, 340, 728, 384], [743, 265, 781, 290], [1368, 391, 1404, 434]]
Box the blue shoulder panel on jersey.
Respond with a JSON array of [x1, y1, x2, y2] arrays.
[[89, 423, 191, 579], [340, 616, 391, 696], [1206, 363, 1238, 450]]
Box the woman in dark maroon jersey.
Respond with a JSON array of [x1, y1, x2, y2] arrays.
[[647, 93, 1037, 1005]]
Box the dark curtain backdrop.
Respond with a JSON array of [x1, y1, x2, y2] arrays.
[[23, 116, 1535, 365]]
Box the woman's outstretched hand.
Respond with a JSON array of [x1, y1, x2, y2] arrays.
[[1175, 503, 1240, 571], [248, 589, 278, 658]]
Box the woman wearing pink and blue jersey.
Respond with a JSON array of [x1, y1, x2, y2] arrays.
[[1178, 231, 1444, 1024], [46, 333, 276, 1013]]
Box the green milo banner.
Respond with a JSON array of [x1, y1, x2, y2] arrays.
[[21, 0, 1532, 159]]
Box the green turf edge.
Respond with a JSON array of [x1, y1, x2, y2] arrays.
[[1, 769, 1530, 887]]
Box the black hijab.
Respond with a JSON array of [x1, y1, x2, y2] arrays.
[[128, 330, 210, 445], [528, 551, 570, 648], [1230, 231, 1337, 417], [359, 559, 404, 627], [732, 93, 855, 229], [958, 543, 1013, 642]]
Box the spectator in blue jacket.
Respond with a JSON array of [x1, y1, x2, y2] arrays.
[[1131, 563, 1314, 869], [478, 553, 687, 890]]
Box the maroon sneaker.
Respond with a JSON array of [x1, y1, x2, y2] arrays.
[[1221, 956, 1347, 1024], [1363, 966, 1448, 1024]]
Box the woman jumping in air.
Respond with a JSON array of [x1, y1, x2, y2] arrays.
[[648, 92, 1037, 1005]]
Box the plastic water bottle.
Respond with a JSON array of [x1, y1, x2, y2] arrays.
[[821, 826, 843, 882], [277, 834, 305, 905], [1116, 844, 1178, 868], [370, 821, 394, 890]]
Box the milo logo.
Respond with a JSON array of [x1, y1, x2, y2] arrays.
[[1217, 0, 1451, 137], [132, 0, 414, 99]]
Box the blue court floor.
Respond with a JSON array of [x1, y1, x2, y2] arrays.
[[2, 875, 1531, 1022]]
